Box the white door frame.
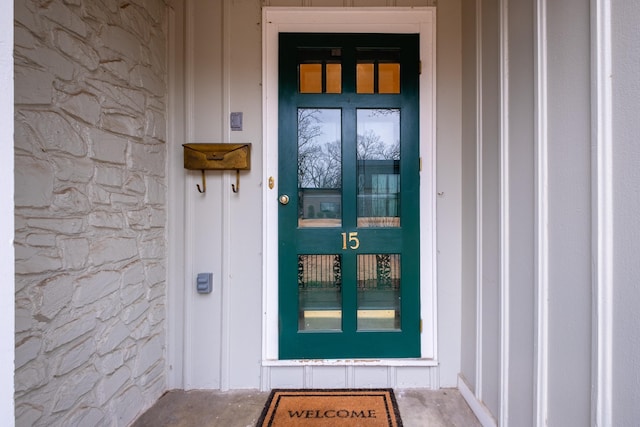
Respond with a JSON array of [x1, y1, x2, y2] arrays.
[[261, 7, 437, 365]]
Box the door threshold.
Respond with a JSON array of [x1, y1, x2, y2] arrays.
[[262, 358, 438, 367]]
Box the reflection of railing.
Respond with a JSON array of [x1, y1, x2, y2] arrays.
[[358, 254, 400, 290], [297, 253, 401, 331], [298, 255, 342, 289], [297, 254, 400, 291]]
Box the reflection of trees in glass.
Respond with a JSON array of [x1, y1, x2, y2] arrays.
[[357, 129, 400, 160], [357, 109, 400, 161], [297, 109, 341, 189]]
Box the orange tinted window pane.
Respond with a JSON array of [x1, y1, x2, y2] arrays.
[[357, 63, 374, 94], [379, 63, 400, 94], [300, 64, 322, 93], [326, 63, 342, 93]]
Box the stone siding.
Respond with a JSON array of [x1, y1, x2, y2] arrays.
[[14, 1, 167, 425]]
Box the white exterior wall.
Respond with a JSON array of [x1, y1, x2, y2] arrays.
[[172, 0, 264, 390], [435, 0, 463, 389], [459, 0, 640, 426], [172, 0, 463, 391], [14, 1, 168, 425], [459, 0, 596, 424]]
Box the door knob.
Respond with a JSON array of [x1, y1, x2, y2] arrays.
[[279, 194, 290, 205]]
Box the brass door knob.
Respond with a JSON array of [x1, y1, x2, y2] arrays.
[[279, 194, 290, 205]]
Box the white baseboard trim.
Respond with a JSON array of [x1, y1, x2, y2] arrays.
[[260, 365, 439, 391], [458, 374, 497, 427]]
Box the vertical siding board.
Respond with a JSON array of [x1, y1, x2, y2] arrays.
[[185, 0, 225, 390], [480, 0, 502, 417], [611, 0, 640, 425], [460, 0, 478, 393], [545, 0, 593, 425], [226, 0, 265, 388], [506, 0, 536, 424]]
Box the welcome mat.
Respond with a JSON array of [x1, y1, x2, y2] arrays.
[[256, 389, 403, 426]]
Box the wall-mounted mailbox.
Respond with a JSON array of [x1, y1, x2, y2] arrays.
[[183, 143, 251, 193], [196, 272, 213, 294]]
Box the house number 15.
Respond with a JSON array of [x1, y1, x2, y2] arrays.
[[341, 232, 360, 250]]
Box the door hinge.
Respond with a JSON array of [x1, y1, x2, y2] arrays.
[[419, 60, 422, 75], [419, 157, 422, 172]]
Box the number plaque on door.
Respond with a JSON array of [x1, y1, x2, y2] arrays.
[[341, 232, 360, 250]]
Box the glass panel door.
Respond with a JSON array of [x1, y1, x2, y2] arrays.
[[278, 33, 420, 359]]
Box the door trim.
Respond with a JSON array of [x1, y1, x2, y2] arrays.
[[262, 7, 437, 363]]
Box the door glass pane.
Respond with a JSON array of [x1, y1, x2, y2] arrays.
[[356, 109, 400, 228], [357, 254, 400, 331], [298, 254, 342, 331], [299, 64, 322, 93], [378, 63, 400, 94], [299, 47, 343, 94], [356, 63, 374, 94], [298, 108, 342, 228], [326, 63, 342, 93]]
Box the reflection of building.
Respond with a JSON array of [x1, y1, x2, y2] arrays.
[[299, 188, 341, 219], [299, 160, 401, 221], [357, 159, 400, 219]]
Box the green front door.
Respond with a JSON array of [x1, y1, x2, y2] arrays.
[[278, 33, 420, 359]]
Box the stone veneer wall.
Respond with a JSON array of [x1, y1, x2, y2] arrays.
[[14, 1, 167, 425]]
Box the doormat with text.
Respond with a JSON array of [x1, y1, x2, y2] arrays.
[[256, 389, 403, 427]]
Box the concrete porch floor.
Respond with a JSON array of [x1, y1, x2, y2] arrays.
[[131, 388, 482, 427]]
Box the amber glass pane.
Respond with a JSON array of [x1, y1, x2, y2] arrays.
[[300, 64, 322, 93], [298, 254, 342, 331], [326, 63, 342, 93], [356, 63, 374, 94], [357, 254, 400, 331], [379, 63, 400, 94]]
